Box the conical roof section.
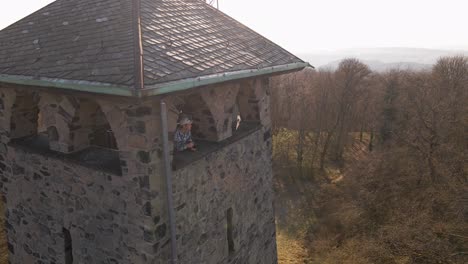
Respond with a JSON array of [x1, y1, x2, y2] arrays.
[[140, 0, 304, 86], [0, 0, 306, 96], [0, 0, 136, 87]]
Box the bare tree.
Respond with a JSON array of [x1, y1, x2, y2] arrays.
[[331, 58, 371, 163]]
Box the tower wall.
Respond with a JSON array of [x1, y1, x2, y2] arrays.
[[4, 149, 154, 263], [173, 128, 276, 264], [0, 87, 172, 263], [0, 76, 278, 264]]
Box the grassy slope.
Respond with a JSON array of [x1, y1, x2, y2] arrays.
[[274, 167, 315, 264], [274, 131, 370, 264]]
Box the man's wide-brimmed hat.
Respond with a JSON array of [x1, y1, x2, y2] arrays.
[[179, 117, 193, 126]]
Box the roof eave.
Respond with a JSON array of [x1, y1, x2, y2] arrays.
[[0, 74, 134, 96], [0, 62, 311, 97], [142, 62, 311, 97]]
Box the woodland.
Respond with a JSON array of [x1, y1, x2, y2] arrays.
[[272, 56, 467, 264]]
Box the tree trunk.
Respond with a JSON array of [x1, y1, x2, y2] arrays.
[[297, 128, 305, 170], [359, 123, 364, 142], [368, 130, 374, 152], [320, 131, 334, 170]]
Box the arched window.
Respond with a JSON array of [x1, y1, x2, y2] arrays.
[[8, 90, 52, 152], [174, 93, 217, 141], [236, 80, 261, 123], [233, 80, 264, 136], [10, 91, 41, 140], [72, 99, 118, 150], [67, 98, 121, 175]]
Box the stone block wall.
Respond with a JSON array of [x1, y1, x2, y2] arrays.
[[0, 87, 173, 263], [173, 128, 277, 264], [4, 148, 156, 263], [0, 76, 277, 264]]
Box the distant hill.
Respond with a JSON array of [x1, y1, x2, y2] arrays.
[[298, 47, 468, 71], [319, 59, 431, 72]]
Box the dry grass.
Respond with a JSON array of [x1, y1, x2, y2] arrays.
[[277, 232, 309, 264], [274, 164, 315, 264]]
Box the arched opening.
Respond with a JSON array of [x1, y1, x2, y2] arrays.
[[170, 93, 216, 169], [175, 93, 217, 141], [236, 80, 261, 124], [67, 98, 121, 175], [71, 99, 118, 151], [169, 83, 262, 170], [10, 91, 39, 139], [9, 91, 48, 148], [89, 113, 118, 150], [233, 80, 262, 136]]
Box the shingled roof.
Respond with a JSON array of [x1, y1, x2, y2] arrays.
[[0, 0, 307, 97]]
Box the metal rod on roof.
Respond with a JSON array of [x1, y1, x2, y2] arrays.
[[160, 101, 178, 264], [206, 0, 219, 9], [132, 0, 145, 90]]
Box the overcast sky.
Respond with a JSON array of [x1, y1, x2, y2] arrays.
[[1, 0, 468, 54]]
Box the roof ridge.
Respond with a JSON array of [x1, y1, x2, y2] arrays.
[[133, 0, 144, 91]]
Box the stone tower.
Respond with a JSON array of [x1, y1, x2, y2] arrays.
[[0, 0, 308, 263]]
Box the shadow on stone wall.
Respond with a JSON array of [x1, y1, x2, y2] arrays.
[[10, 134, 122, 176]]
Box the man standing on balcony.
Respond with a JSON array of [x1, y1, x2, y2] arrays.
[[174, 117, 196, 152]]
